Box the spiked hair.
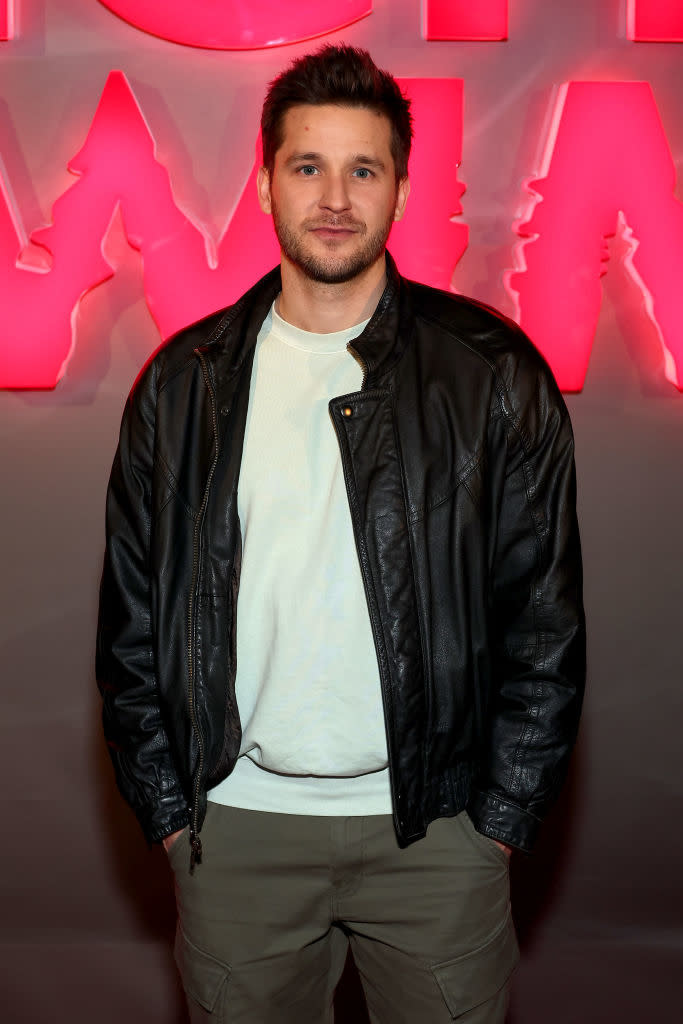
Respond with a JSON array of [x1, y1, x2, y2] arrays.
[[261, 44, 413, 182]]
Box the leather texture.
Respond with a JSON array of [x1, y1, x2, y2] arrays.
[[96, 253, 586, 853]]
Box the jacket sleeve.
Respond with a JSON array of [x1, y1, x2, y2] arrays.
[[467, 346, 586, 852], [96, 361, 189, 844]]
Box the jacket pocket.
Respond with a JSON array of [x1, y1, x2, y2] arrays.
[[431, 909, 519, 1018], [174, 925, 230, 1018]]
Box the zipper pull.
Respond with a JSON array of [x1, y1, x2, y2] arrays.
[[189, 830, 203, 873]]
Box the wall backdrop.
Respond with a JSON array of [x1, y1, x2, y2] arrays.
[[1, 1, 682, 1021]]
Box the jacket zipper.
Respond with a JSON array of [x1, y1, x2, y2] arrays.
[[348, 340, 368, 392], [186, 348, 220, 871]]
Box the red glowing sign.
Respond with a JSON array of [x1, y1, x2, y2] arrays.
[[97, 0, 371, 49], [508, 81, 683, 391], [0, 73, 273, 388], [391, 79, 466, 292], [0, 73, 464, 389], [422, 0, 508, 40], [1, 0, 13, 39], [628, 1, 683, 41]]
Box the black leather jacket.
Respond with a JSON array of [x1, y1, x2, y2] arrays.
[[97, 255, 585, 861]]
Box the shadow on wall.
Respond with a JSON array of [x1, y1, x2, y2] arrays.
[[507, 728, 587, 1024], [92, 711, 187, 1022]]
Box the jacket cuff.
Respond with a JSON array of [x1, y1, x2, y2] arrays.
[[139, 797, 190, 845], [467, 789, 542, 853]]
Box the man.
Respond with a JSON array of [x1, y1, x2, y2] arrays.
[[97, 45, 585, 1023]]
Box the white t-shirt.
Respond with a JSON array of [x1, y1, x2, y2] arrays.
[[208, 302, 392, 815]]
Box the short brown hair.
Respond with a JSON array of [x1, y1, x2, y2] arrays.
[[261, 44, 413, 182]]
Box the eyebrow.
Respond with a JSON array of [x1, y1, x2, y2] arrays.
[[284, 151, 387, 171], [351, 154, 387, 171]]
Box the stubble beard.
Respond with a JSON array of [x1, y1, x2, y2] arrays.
[[271, 204, 395, 285]]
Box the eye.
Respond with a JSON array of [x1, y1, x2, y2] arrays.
[[353, 167, 372, 179], [298, 165, 318, 176]]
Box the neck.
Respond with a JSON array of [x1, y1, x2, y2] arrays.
[[276, 255, 386, 333]]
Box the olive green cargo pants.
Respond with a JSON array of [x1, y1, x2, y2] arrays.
[[168, 803, 518, 1023]]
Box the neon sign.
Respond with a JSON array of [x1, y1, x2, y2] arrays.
[[3, 72, 683, 392], [422, 0, 508, 40], [5, 2, 683, 47], [97, 0, 371, 49], [1, 0, 13, 40], [508, 81, 683, 392], [0, 74, 464, 389], [1, 2, 682, 390], [628, 1, 683, 41], [391, 79, 467, 293]]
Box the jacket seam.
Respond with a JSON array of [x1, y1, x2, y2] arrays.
[[154, 448, 197, 521], [473, 786, 543, 822], [141, 360, 172, 773], [491, 375, 547, 801], [413, 309, 506, 378], [154, 300, 247, 396], [389, 388, 430, 805], [408, 450, 484, 524], [156, 350, 201, 397]]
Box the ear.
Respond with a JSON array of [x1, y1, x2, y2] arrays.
[[393, 177, 411, 222], [257, 166, 272, 215]]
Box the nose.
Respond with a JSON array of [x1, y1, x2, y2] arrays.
[[319, 173, 351, 213]]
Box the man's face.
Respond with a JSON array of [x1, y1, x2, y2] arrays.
[[257, 104, 410, 285]]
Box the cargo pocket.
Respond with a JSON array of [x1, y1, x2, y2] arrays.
[[174, 925, 231, 1021], [431, 909, 519, 1018]]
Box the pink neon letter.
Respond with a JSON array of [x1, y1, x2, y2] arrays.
[[0, 71, 277, 388], [628, 1, 683, 42], [508, 82, 683, 392], [422, 0, 508, 40], [391, 79, 467, 292], [97, 0, 371, 50], [0, 73, 466, 389], [1, 1, 14, 40]]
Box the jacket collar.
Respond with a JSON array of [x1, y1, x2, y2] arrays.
[[200, 250, 412, 390], [350, 251, 414, 389]]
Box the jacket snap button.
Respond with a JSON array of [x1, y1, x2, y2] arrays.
[[220, 405, 230, 416], [342, 406, 353, 417]]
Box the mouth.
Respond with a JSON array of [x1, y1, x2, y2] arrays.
[[308, 221, 362, 241], [310, 226, 358, 239]]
